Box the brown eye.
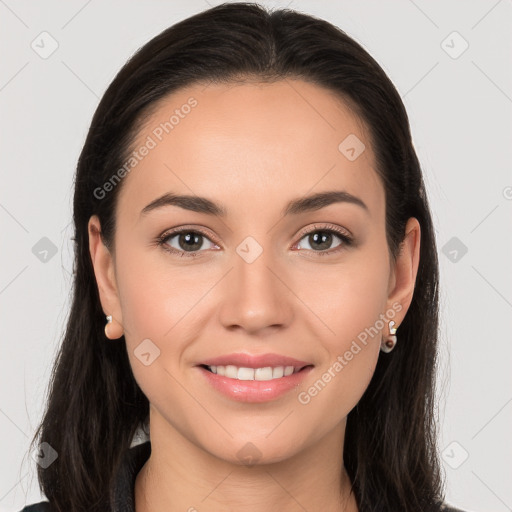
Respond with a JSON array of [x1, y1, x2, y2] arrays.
[[157, 228, 217, 257], [295, 225, 353, 256]]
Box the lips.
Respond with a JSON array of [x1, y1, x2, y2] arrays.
[[197, 362, 314, 403], [195, 353, 314, 403]]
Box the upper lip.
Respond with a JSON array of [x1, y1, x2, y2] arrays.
[[198, 353, 313, 370]]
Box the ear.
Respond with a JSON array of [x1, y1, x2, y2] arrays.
[[88, 215, 123, 327], [385, 217, 421, 325]]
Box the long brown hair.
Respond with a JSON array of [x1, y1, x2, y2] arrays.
[[28, 3, 444, 510]]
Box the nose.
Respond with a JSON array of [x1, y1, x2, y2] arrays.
[[218, 240, 294, 335]]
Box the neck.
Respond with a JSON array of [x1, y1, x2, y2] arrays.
[[134, 411, 358, 512]]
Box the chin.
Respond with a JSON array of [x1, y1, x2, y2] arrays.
[[203, 435, 303, 467]]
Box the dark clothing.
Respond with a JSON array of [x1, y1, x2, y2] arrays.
[[19, 440, 151, 512], [19, 440, 471, 512]]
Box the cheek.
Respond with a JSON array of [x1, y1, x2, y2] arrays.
[[114, 255, 203, 411], [293, 248, 390, 351], [292, 247, 389, 409], [293, 277, 386, 436], [114, 245, 218, 385], [114, 238, 204, 337]]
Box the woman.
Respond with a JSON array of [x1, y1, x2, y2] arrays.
[[20, 2, 470, 511]]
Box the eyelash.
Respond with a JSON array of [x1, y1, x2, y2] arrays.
[[155, 223, 353, 259]]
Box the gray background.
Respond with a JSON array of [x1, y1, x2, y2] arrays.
[[1, 1, 511, 511]]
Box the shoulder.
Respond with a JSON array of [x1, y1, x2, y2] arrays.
[[18, 501, 55, 512]]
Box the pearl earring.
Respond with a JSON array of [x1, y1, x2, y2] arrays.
[[380, 320, 398, 353], [104, 314, 124, 340]]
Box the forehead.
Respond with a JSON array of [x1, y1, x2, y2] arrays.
[[116, 79, 383, 224]]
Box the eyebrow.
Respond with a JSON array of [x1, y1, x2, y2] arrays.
[[139, 190, 368, 219]]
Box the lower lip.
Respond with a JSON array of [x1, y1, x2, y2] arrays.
[[196, 365, 313, 403]]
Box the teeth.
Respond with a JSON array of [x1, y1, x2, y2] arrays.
[[207, 365, 298, 380], [273, 366, 284, 378], [255, 367, 273, 380], [284, 366, 295, 377], [225, 365, 238, 379]]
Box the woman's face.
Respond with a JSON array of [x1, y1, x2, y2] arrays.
[[89, 79, 419, 465]]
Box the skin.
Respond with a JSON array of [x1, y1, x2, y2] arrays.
[[88, 79, 420, 512]]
